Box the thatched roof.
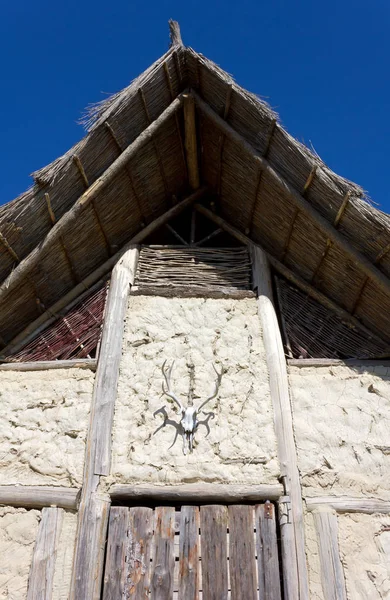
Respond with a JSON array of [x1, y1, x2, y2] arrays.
[[1, 20, 390, 358]]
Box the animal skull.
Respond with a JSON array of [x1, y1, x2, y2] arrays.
[[161, 360, 223, 455]]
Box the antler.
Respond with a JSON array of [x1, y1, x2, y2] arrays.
[[197, 364, 223, 411], [161, 360, 184, 411]]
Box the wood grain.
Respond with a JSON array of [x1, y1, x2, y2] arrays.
[[102, 507, 129, 600], [200, 505, 228, 600], [110, 483, 283, 503], [228, 505, 257, 600], [0, 485, 79, 510], [151, 506, 175, 600], [27, 507, 63, 600], [179, 506, 199, 600], [126, 506, 154, 599], [256, 503, 282, 600], [313, 509, 347, 600], [306, 496, 390, 514]]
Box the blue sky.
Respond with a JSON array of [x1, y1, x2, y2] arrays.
[[1, 0, 390, 212]]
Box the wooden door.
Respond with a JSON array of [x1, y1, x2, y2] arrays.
[[102, 503, 282, 599]]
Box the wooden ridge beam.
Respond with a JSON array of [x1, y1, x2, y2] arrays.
[[0, 94, 185, 305], [0, 186, 207, 359], [0, 485, 79, 510], [192, 91, 390, 299], [110, 483, 284, 502], [194, 203, 390, 348]]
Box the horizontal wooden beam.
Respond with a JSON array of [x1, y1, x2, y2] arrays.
[[306, 496, 390, 514], [109, 483, 284, 502], [0, 485, 79, 510], [131, 286, 255, 299], [0, 187, 207, 359], [288, 358, 390, 368], [0, 94, 185, 306], [0, 358, 97, 371], [194, 203, 390, 348], [192, 91, 390, 300]]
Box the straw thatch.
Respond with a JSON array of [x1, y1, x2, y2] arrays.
[[1, 20, 390, 357]]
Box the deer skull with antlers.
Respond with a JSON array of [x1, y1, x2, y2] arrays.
[[161, 360, 223, 455]]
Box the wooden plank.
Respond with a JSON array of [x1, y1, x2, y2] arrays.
[[256, 503, 282, 600], [102, 507, 129, 600], [0, 485, 79, 510], [228, 505, 257, 600], [125, 506, 154, 599], [251, 245, 309, 600], [306, 496, 390, 514], [0, 358, 97, 371], [110, 483, 284, 503], [313, 509, 347, 600], [200, 505, 228, 600], [1, 186, 207, 360], [132, 286, 255, 299], [193, 90, 390, 301], [289, 358, 390, 368], [93, 246, 139, 475], [70, 494, 111, 600], [179, 506, 199, 600], [27, 507, 63, 600], [151, 506, 175, 600]]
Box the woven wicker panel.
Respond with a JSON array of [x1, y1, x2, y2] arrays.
[[6, 281, 109, 362], [136, 247, 252, 292], [276, 277, 387, 359]]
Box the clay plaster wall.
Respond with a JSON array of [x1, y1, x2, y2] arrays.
[[112, 296, 279, 484], [0, 506, 40, 600], [0, 368, 94, 487], [289, 364, 390, 500], [338, 512, 390, 600]]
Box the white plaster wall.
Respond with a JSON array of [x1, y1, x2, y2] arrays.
[[0, 506, 40, 600], [338, 512, 390, 600], [289, 365, 390, 499], [0, 368, 94, 486], [112, 296, 279, 484]]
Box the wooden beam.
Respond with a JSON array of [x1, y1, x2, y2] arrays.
[[0, 187, 207, 359], [70, 247, 139, 600], [44, 193, 56, 225], [306, 496, 390, 514], [192, 91, 390, 299], [110, 483, 283, 502], [0, 94, 184, 303], [183, 94, 200, 189], [27, 507, 63, 600], [131, 286, 255, 299], [0, 358, 97, 370], [312, 509, 347, 600], [289, 358, 390, 368], [251, 245, 309, 599], [0, 485, 79, 510], [93, 247, 139, 475], [194, 203, 390, 347]]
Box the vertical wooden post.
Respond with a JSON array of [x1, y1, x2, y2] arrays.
[[70, 246, 139, 600], [183, 94, 200, 190], [27, 507, 63, 600], [313, 508, 347, 600], [251, 245, 309, 600]]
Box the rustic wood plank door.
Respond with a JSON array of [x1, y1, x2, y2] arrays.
[[102, 503, 282, 599]]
